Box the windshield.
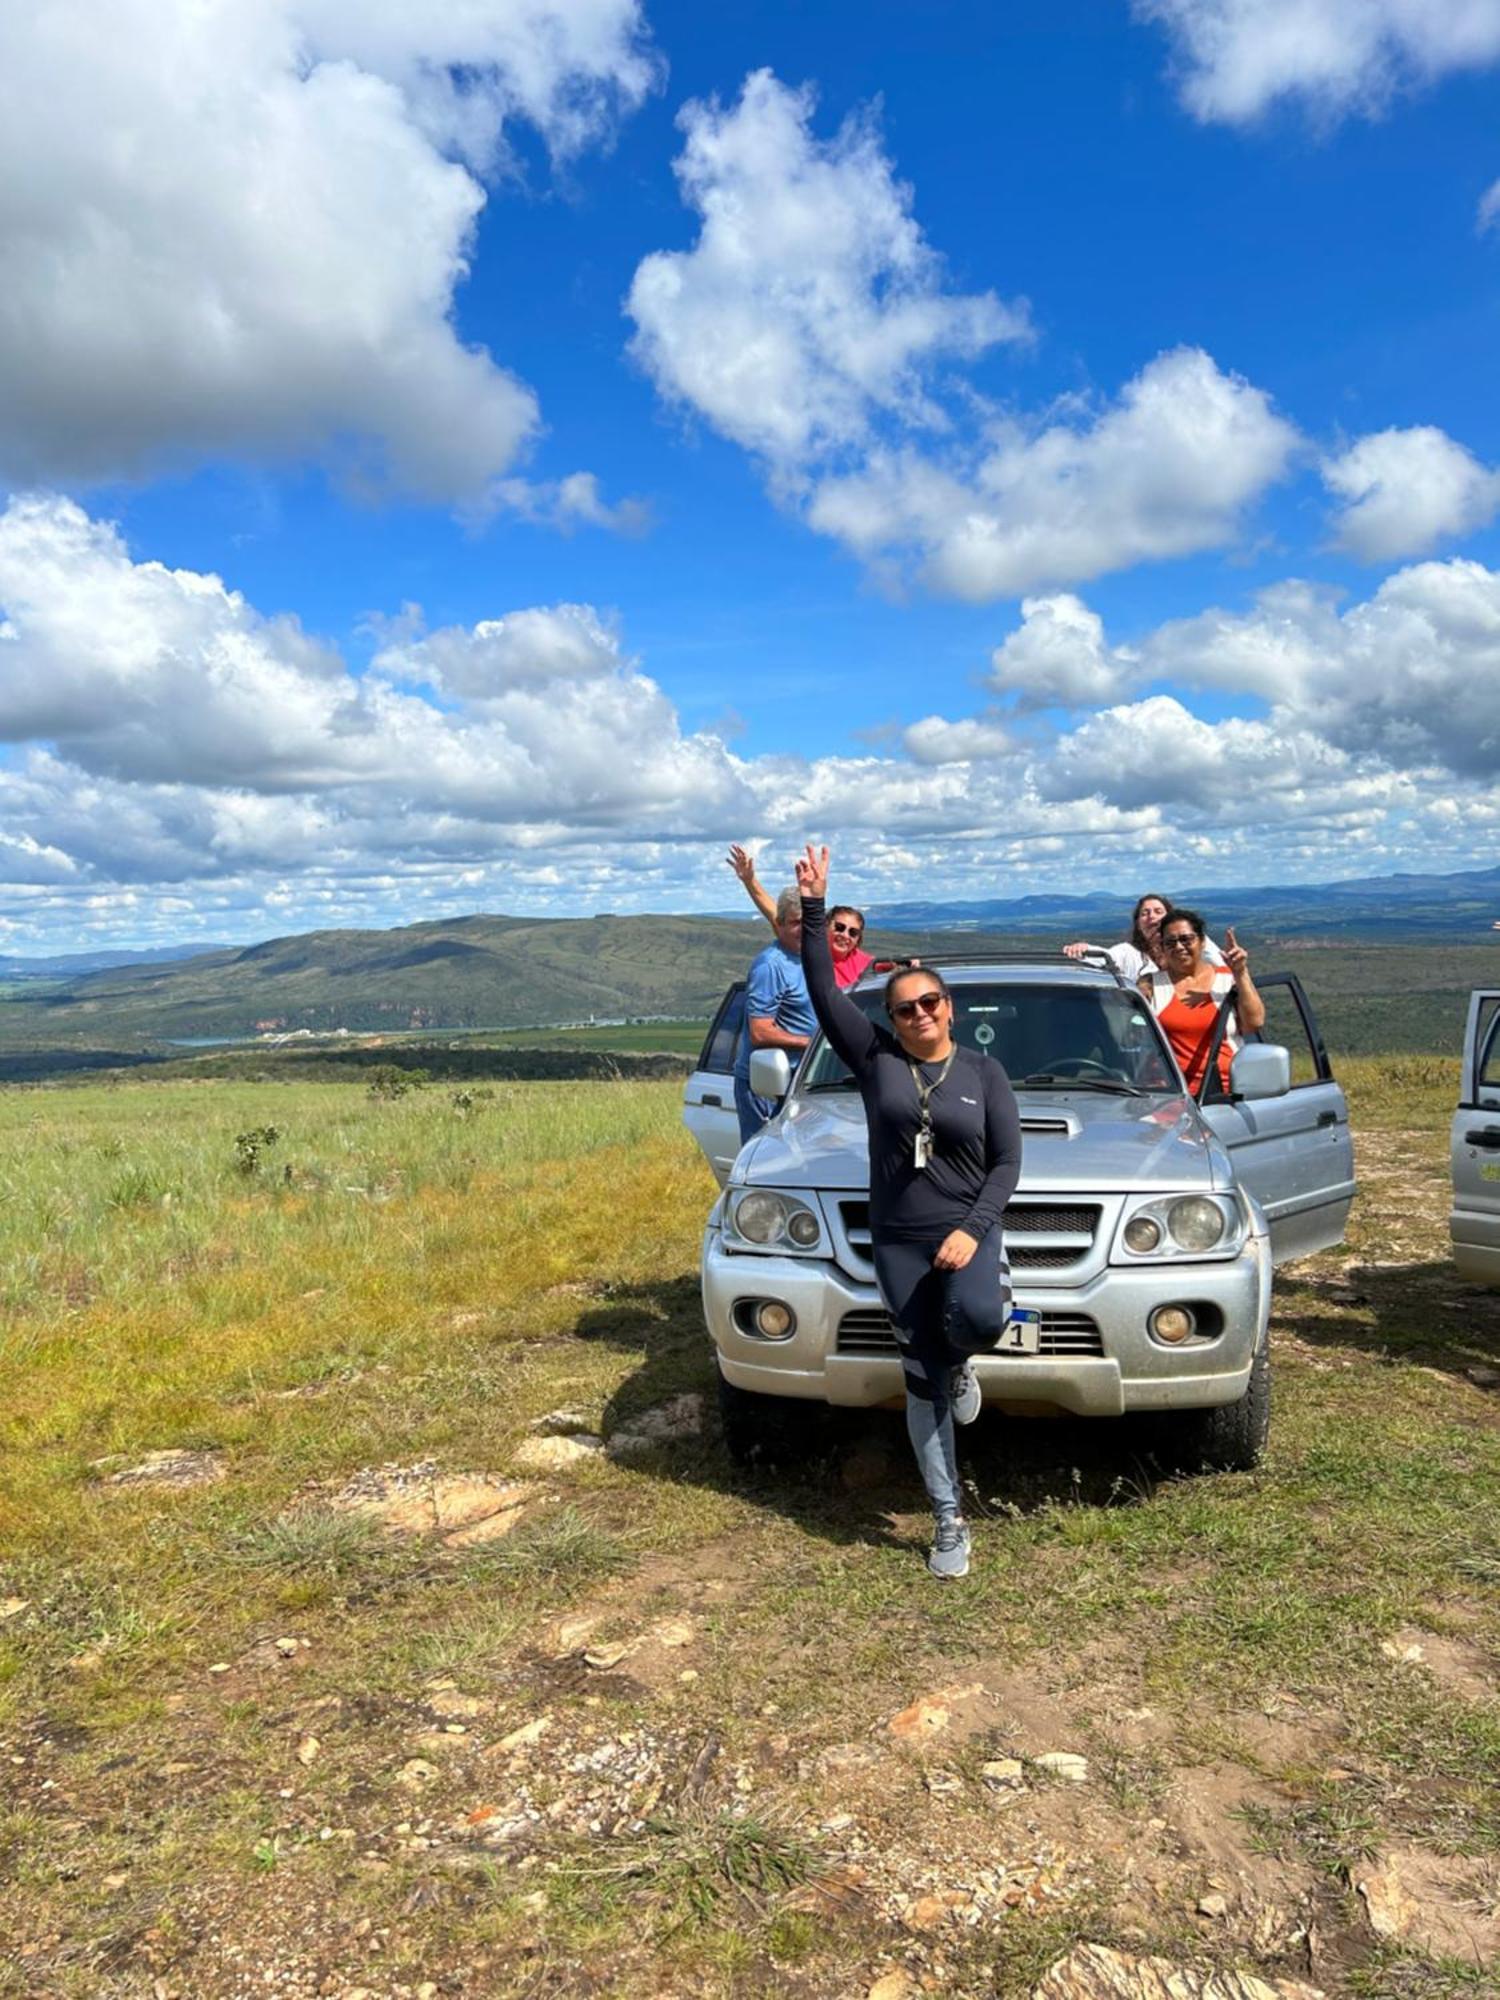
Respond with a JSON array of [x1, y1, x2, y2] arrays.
[[799, 981, 1180, 1094]]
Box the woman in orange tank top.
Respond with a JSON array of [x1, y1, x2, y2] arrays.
[[1142, 910, 1265, 1096]]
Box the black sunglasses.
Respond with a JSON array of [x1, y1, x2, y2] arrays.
[[890, 990, 946, 1021], [1162, 931, 1198, 949], [830, 921, 863, 938]]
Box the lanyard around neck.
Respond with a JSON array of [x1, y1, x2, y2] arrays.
[[908, 1047, 956, 1125]]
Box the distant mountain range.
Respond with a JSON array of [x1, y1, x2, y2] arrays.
[[1, 861, 1495, 1050], [0, 942, 227, 980], [859, 860, 1500, 936]]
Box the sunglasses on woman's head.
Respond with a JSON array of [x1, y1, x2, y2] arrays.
[[890, 990, 945, 1021], [830, 921, 863, 938]]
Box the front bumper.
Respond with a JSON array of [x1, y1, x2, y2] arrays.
[[703, 1226, 1272, 1417]]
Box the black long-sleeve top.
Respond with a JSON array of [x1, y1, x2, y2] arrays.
[[800, 895, 1023, 1244]]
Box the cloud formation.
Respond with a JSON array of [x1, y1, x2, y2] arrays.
[[630, 74, 1298, 599], [810, 348, 1298, 600], [628, 70, 1026, 475], [2, 496, 1499, 948], [1136, 0, 1500, 124], [1323, 425, 1500, 561], [0, 0, 654, 500]]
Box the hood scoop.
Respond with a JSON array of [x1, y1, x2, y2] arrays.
[[1019, 1112, 1081, 1138]]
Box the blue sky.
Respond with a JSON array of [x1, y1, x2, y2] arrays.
[[1, 0, 1499, 950]]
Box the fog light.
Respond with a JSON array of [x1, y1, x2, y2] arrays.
[[1150, 1305, 1196, 1344], [1124, 1215, 1162, 1253], [755, 1301, 795, 1339]]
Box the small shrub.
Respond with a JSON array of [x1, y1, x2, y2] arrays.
[[450, 1086, 496, 1116], [366, 1065, 429, 1100], [233, 1125, 281, 1175]]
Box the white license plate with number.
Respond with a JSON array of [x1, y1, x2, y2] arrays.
[[996, 1307, 1041, 1355]]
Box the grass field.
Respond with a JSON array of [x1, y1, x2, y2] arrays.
[[1, 1059, 1497, 1997]]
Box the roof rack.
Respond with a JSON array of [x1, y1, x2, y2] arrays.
[[866, 947, 1130, 984]]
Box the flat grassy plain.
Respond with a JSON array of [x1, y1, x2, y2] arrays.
[[1, 1059, 1498, 1998]]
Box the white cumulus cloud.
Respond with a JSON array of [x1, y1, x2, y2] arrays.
[[4, 495, 1500, 947], [1136, 0, 1500, 124], [0, 0, 654, 499], [901, 716, 1015, 765], [809, 348, 1299, 600], [1323, 425, 1500, 560], [987, 594, 1136, 710], [627, 70, 1026, 477], [629, 81, 1297, 599]]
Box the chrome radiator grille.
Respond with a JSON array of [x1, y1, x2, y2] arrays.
[[835, 1308, 1104, 1357], [836, 1199, 1102, 1273]]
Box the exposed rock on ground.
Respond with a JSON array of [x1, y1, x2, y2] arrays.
[[511, 1434, 604, 1473], [329, 1463, 535, 1543], [98, 1448, 225, 1487], [1032, 1943, 1325, 1999]]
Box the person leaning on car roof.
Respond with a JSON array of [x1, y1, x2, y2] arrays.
[[1064, 891, 1223, 983]]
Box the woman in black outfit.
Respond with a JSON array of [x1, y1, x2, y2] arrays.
[[795, 845, 1023, 1580]]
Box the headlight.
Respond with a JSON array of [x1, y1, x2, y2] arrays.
[[1123, 1215, 1162, 1254], [1113, 1194, 1243, 1262], [728, 1190, 823, 1251], [1168, 1198, 1224, 1251]]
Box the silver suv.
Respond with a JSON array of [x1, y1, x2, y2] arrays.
[[684, 953, 1356, 1471], [1451, 987, 1500, 1284]]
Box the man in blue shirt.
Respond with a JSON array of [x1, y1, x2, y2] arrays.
[[733, 887, 817, 1141]]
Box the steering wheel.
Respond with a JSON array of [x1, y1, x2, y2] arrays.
[[1042, 1058, 1125, 1080]]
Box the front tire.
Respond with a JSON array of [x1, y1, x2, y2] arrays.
[[1170, 1340, 1270, 1473], [715, 1359, 823, 1469]]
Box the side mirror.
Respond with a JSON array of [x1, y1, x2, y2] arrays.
[[1231, 1042, 1291, 1100], [748, 1048, 792, 1102]]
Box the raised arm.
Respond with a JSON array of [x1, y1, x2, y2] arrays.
[[794, 844, 882, 1075], [726, 843, 777, 928], [1223, 927, 1265, 1035]]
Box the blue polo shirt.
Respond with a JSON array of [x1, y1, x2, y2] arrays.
[[733, 941, 816, 1081]]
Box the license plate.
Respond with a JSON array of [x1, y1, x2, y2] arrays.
[[996, 1307, 1041, 1355]]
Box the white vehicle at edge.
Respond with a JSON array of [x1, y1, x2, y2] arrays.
[[683, 953, 1357, 1470], [1451, 988, 1500, 1284]]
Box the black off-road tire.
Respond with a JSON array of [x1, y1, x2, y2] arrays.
[[715, 1359, 823, 1469], [1171, 1340, 1271, 1474]]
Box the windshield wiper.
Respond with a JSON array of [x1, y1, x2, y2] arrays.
[[1016, 1072, 1149, 1096], [804, 1077, 858, 1092]]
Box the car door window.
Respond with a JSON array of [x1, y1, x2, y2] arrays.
[[1199, 972, 1330, 1102], [697, 984, 747, 1075], [1251, 979, 1326, 1087], [1477, 1002, 1500, 1093]]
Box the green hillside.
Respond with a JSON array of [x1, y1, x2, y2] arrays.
[[0, 908, 1494, 1064], [0, 913, 777, 1049]]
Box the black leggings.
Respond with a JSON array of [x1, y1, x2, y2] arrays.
[[871, 1226, 1011, 1518]]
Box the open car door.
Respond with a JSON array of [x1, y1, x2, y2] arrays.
[[1451, 990, 1500, 1285], [682, 982, 746, 1187], [1197, 973, 1356, 1266]]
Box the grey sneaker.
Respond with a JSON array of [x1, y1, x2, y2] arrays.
[[950, 1361, 981, 1426], [928, 1515, 971, 1581]]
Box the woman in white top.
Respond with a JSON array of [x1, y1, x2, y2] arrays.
[[1064, 892, 1222, 981]]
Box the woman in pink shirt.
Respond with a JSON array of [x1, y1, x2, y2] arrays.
[[726, 844, 873, 988]]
